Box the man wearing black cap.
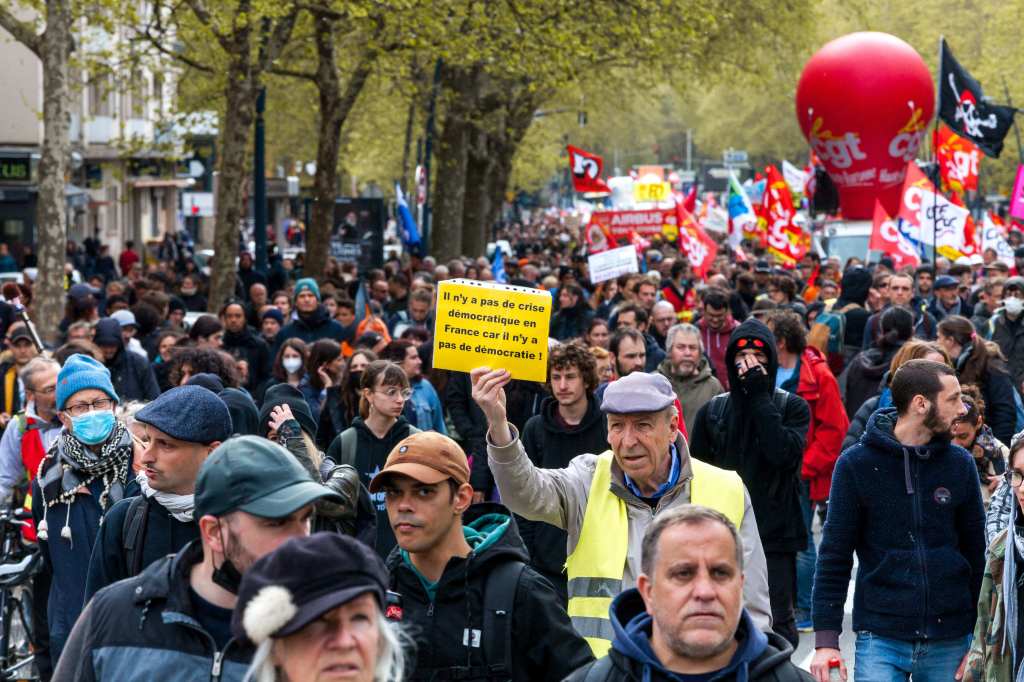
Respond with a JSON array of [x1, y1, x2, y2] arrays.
[[372, 431, 594, 681], [54, 436, 342, 681], [476, 368, 771, 660], [83, 385, 232, 601], [689, 318, 811, 649], [991, 276, 1024, 390], [0, 324, 38, 433], [928, 274, 967, 321]]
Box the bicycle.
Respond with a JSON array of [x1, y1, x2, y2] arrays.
[[0, 508, 41, 681]]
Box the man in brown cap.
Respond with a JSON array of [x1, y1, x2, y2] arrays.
[[370, 431, 592, 682]]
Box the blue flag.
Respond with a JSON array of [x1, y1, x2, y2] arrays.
[[492, 247, 507, 284], [396, 183, 421, 253]]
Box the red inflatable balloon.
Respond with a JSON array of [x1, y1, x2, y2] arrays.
[[796, 32, 934, 219]]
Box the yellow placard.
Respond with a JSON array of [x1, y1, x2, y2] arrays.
[[433, 279, 551, 382], [634, 181, 670, 203]]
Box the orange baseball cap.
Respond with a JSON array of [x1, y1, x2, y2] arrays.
[[369, 432, 470, 493]]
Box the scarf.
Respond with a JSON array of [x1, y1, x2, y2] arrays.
[[35, 422, 134, 546], [136, 471, 194, 523], [1001, 499, 1024, 682]]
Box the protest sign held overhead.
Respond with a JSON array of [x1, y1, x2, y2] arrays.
[[433, 279, 551, 382], [588, 245, 639, 284]]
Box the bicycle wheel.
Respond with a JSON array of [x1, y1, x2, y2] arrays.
[[2, 592, 37, 681]]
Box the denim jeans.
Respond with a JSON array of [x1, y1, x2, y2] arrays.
[[796, 479, 816, 614], [854, 631, 971, 681]]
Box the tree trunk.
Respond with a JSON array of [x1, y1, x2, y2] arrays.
[[35, 0, 71, 345], [462, 125, 493, 259], [432, 67, 479, 260], [208, 58, 256, 313]]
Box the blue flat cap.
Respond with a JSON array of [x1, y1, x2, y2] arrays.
[[136, 385, 232, 445], [600, 372, 676, 414], [934, 275, 958, 289]]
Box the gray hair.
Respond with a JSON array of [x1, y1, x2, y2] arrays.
[[664, 323, 701, 353], [243, 610, 408, 682], [19, 356, 59, 391], [641, 505, 743, 578]]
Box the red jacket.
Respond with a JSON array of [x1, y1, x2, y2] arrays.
[[697, 316, 738, 391], [797, 346, 849, 501]]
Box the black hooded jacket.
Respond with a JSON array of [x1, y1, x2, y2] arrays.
[[841, 345, 901, 421], [221, 325, 271, 391], [94, 318, 160, 402], [273, 304, 345, 353], [520, 395, 608, 593], [689, 318, 810, 553], [386, 503, 593, 682], [835, 267, 872, 348], [551, 297, 595, 341]]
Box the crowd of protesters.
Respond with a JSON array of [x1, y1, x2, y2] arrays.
[[0, 216, 1023, 681]]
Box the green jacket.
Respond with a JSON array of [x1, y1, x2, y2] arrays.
[[657, 357, 723, 436], [966, 528, 1013, 682]]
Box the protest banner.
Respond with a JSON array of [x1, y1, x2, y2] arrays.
[[897, 162, 972, 260], [982, 212, 1015, 266], [589, 245, 639, 284], [588, 209, 676, 238], [634, 181, 670, 203], [1011, 165, 1024, 221], [871, 200, 920, 269], [433, 279, 551, 382]]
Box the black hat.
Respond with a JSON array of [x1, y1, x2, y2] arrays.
[[186, 372, 225, 394], [258, 383, 317, 438], [754, 259, 771, 273], [232, 532, 388, 645]]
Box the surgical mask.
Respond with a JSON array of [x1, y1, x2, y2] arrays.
[[71, 410, 115, 445], [283, 357, 303, 375], [1005, 297, 1024, 317], [181, 287, 197, 297]]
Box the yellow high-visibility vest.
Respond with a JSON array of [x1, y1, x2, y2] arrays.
[[564, 451, 745, 657]]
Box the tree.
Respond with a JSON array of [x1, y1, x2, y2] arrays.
[[138, 0, 300, 313], [0, 1, 73, 344]]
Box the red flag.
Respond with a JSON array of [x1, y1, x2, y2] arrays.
[[675, 201, 717, 279], [762, 165, 807, 265], [567, 146, 611, 194], [934, 124, 981, 196], [682, 185, 697, 213], [870, 200, 920, 269]]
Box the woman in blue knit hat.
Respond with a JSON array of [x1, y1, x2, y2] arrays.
[[31, 353, 140, 672]]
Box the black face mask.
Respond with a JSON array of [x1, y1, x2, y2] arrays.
[[211, 558, 243, 594], [348, 371, 363, 391]]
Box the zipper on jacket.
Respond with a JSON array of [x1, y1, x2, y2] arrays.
[[211, 650, 224, 679], [427, 601, 434, 617], [173, 615, 234, 681], [911, 461, 929, 638]]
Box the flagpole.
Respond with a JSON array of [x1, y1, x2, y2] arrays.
[[1002, 77, 1024, 165], [932, 36, 943, 266]]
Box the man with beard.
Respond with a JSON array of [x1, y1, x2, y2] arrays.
[[810, 360, 984, 682], [649, 301, 677, 350], [566, 506, 810, 682], [613, 304, 665, 372], [220, 300, 271, 390], [54, 437, 341, 681], [273, 278, 346, 352], [657, 323, 722, 435]]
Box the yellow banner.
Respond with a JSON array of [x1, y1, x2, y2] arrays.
[[433, 279, 552, 382], [634, 182, 670, 203]]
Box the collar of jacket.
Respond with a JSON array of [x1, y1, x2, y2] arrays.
[[132, 538, 205, 617], [609, 433, 693, 507]]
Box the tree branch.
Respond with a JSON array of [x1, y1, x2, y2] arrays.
[[0, 5, 42, 57], [267, 65, 316, 81]]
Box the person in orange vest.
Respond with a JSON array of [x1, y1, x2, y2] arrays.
[[0, 356, 62, 540]]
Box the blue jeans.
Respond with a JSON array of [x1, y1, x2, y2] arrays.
[[854, 631, 971, 681], [796, 479, 816, 614]]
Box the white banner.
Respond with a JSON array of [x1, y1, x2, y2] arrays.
[[982, 213, 1015, 266], [588, 245, 639, 284]]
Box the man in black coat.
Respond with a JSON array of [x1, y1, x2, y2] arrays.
[[93, 318, 160, 402], [273, 278, 346, 353], [551, 283, 594, 341], [520, 342, 608, 601], [371, 432, 593, 682], [689, 318, 810, 649], [220, 300, 271, 391], [83, 385, 231, 601]]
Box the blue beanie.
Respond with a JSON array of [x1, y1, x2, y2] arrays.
[[135, 385, 232, 444], [293, 278, 321, 302], [56, 354, 118, 411]]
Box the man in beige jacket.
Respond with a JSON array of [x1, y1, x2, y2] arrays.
[[471, 367, 772, 655]]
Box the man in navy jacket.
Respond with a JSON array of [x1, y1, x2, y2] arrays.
[[810, 359, 985, 681]]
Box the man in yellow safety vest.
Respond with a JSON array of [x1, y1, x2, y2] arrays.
[[471, 368, 772, 658]]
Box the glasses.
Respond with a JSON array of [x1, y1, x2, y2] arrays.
[[1008, 470, 1024, 489], [376, 387, 412, 401], [64, 398, 115, 417], [31, 385, 57, 395]]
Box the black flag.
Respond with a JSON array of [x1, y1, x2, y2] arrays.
[[938, 39, 1017, 157]]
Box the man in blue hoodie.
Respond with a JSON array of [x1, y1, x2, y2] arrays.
[[810, 359, 985, 681], [566, 505, 810, 682]]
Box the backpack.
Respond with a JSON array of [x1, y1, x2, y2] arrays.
[[808, 302, 858, 374], [334, 424, 422, 466], [704, 389, 789, 458], [121, 495, 151, 578]]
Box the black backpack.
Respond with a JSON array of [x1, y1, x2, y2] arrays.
[[121, 495, 151, 577], [704, 389, 789, 456]]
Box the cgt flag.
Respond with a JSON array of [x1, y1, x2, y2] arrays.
[[567, 145, 611, 194], [871, 200, 920, 269], [938, 39, 1017, 158], [934, 124, 981, 196]]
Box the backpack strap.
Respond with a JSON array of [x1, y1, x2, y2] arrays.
[[582, 656, 616, 682], [706, 393, 729, 455], [772, 388, 789, 414], [121, 495, 151, 578], [338, 428, 358, 467], [482, 560, 526, 678]]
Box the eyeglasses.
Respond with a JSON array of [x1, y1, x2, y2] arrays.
[[376, 387, 413, 400], [31, 385, 57, 395], [64, 398, 115, 417], [1008, 470, 1024, 489]]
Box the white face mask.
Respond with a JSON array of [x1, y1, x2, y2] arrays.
[[1005, 297, 1024, 317], [283, 357, 303, 375]]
